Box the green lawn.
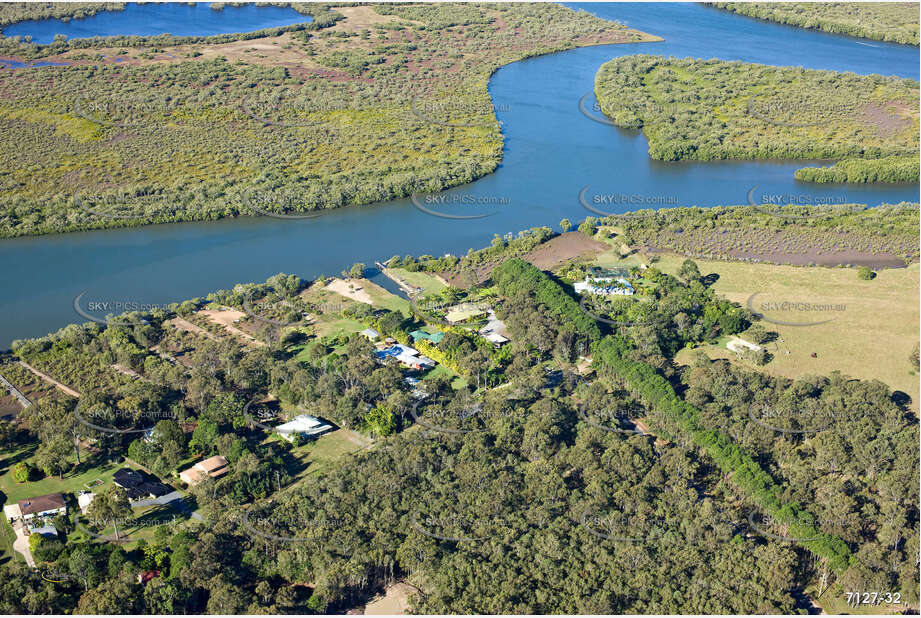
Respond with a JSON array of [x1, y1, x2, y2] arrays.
[[312, 316, 365, 339], [0, 516, 18, 566], [422, 364, 467, 389], [657, 255, 921, 409], [72, 501, 192, 548], [268, 429, 365, 493], [359, 279, 411, 315], [388, 268, 446, 296], [0, 447, 125, 504]]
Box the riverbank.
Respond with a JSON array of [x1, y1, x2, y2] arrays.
[[0, 3, 657, 239]]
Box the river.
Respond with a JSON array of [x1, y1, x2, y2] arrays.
[[0, 2, 917, 347], [0, 3, 311, 44]]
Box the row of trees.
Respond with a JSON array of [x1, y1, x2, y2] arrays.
[[591, 335, 852, 572]]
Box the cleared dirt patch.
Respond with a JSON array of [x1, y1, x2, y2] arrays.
[[860, 101, 913, 137], [364, 582, 415, 615], [326, 278, 373, 304], [199, 308, 265, 347], [525, 232, 611, 269], [440, 232, 611, 287], [168, 317, 219, 342]]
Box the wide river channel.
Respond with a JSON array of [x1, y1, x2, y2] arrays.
[[0, 2, 918, 347]]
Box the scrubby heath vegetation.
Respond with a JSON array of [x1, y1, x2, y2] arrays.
[[0, 217, 916, 613], [710, 2, 920, 46], [602, 203, 920, 268], [593, 55, 920, 182], [0, 4, 654, 238]]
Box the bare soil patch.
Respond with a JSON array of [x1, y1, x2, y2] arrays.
[[439, 232, 611, 288], [364, 582, 415, 615], [524, 232, 610, 269], [326, 278, 373, 304], [860, 101, 914, 137], [168, 317, 219, 342], [199, 308, 265, 347]]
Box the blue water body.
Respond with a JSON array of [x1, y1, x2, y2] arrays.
[[0, 2, 918, 347], [0, 58, 67, 69], [1, 3, 311, 45]]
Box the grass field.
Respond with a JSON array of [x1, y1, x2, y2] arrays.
[[388, 268, 446, 297], [0, 516, 17, 566], [73, 501, 191, 547], [0, 448, 125, 504], [311, 316, 365, 339], [360, 279, 411, 315], [268, 429, 366, 493], [650, 256, 921, 408]]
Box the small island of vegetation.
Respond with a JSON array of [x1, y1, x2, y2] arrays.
[[593, 55, 919, 182]]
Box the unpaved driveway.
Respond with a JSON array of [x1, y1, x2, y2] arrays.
[[11, 521, 34, 567], [17, 361, 80, 398]]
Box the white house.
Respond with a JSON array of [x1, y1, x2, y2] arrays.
[[360, 328, 380, 341], [727, 336, 762, 354], [77, 492, 95, 515], [276, 414, 333, 442], [574, 277, 634, 296]]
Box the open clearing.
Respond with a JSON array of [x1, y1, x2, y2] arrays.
[[364, 582, 415, 614], [524, 231, 610, 270], [651, 255, 921, 408], [326, 278, 374, 305], [199, 308, 265, 347], [387, 268, 446, 297]]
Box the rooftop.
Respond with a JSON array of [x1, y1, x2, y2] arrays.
[[18, 493, 66, 516]]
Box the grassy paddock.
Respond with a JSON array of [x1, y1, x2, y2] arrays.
[[654, 255, 921, 407], [387, 268, 447, 297], [0, 449, 125, 504]]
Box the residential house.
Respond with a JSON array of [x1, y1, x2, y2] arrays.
[[77, 491, 95, 515], [360, 328, 380, 341], [275, 414, 333, 442], [409, 329, 444, 344], [113, 468, 173, 502], [17, 493, 67, 521], [374, 343, 435, 370], [179, 455, 229, 487]]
